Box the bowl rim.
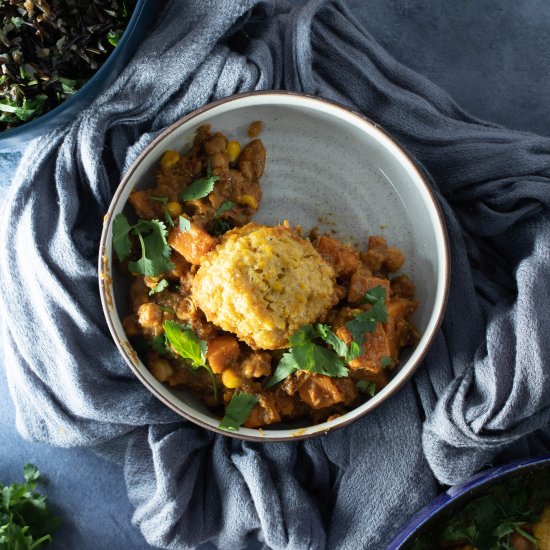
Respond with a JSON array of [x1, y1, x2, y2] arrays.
[[0, 0, 151, 148], [386, 454, 550, 549], [98, 89, 451, 442]]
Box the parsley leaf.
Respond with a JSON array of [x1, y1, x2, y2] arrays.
[[150, 196, 174, 227], [214, 200, 235, 217], [163, 321, 217, 399], [345, 286, 388, 345], [0, 464, 60, 549], [149, 279, 169, 296], [180, 160, 220, 201], [128, 219, 174, 277], [112, 213, 132, 261], [219, 392, 259, 431], [356, 380, 377, 397]]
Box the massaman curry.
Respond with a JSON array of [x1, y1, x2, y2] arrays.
[[112, 122, 420, 431]]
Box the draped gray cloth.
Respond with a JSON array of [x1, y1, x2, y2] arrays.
[[2, 1, 550, 548]]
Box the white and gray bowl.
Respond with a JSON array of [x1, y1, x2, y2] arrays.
[[98, 91, 450, 441]]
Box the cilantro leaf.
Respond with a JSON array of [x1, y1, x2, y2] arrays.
[[163, 321, 217, 399], [180, 160, 220, 201], [149, 279, 169, 296], [112, 213, 132, 261], [22, 464, 40, 489], [291, 343, 348, 377], [219, 392, 259, 431], [128, 219, 174, 277], [151, 334, 169, 355], [380, 356, 392, 368], [0, 464, 60, 549], [315, 324, 349, 357], [265, 352, 299, 388], [150, 196, 174, 228], [345, 286, 388, 345], [214, 200, 235, 217], [164, 320, 205, 366], [356, 380, 376, 397], [179, 216, 191, 232], [108, 30, 123, 46], [266, 324, 348, 387]]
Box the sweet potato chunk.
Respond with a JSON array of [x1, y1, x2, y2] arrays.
[[385, 299, 418, 358], [128, 190, 163, 220], [298, 374, 345, 409], [206, 335, 240, 374], [168, 224, 217, 265], [347, 324, 391, 372], [314, 235, 360, 278], [243, 393, 281, 428], [348, 268, 391, 303]]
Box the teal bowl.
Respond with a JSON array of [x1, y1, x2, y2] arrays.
[[0, 0, 156, 151]]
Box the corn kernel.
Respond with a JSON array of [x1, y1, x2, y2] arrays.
[[160, 150, 180, 170], [238, 194, 258, 209], [166, 201, 182, 218], [272, 281, 283, 292], [227, 140, 241, 163], [222, 369, 241, 389]]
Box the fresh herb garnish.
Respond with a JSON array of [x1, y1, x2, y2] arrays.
[[180, 160, 220, 201], [112, 214, 174, 277], [129, 220, 174, 277], [356, 380, 377, 397], [158, 305, 176, 315], [179, 216, 191, 232], [219, 392, 259, 431], [163, 321, 217, 400], [209, 218, 233, 236], [214, 201, 235, 217], [345, 286, 388, 346], [266, 324, 352, 388], [149, 279, 169, 296], [0, 464, 60, 549], [108, 30, 123, 47], [150, 196, 174, 227], [380, 356, 392, 368], [112, 213, 133, 262], [413, 472, 550, 549], [151, 334, 170, 356]]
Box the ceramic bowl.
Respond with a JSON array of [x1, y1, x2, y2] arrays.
[[387, 455, 550, 549], [98, 91, 450, 441], [0, 0, 156, 150]]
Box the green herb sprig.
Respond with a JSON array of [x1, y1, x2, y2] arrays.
[[163, 321, 218, 400], [219, 392, 259, 431], [345, 286, 388, 346], [0, 464, 60, 549], [112, 214, 174, 277], [266, 324, 357, 388], [149, 196, 174, 228], [180, 160, 220, 201], [266, 286, 388, 388]]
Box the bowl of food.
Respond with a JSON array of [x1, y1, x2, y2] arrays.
[[387, 455, 550, 549], [98, 91, 449, 440], [0, 0, 156, 149]]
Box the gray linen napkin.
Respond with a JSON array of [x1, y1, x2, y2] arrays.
[[1, 1, 550, 548]]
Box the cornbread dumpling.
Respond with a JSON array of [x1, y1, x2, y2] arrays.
[[192, 224, 338, 349]]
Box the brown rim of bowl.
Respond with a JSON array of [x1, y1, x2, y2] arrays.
[[98, 90, 451, 442]]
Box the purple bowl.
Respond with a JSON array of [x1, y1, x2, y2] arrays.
[[387, 454, 550, 549]]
